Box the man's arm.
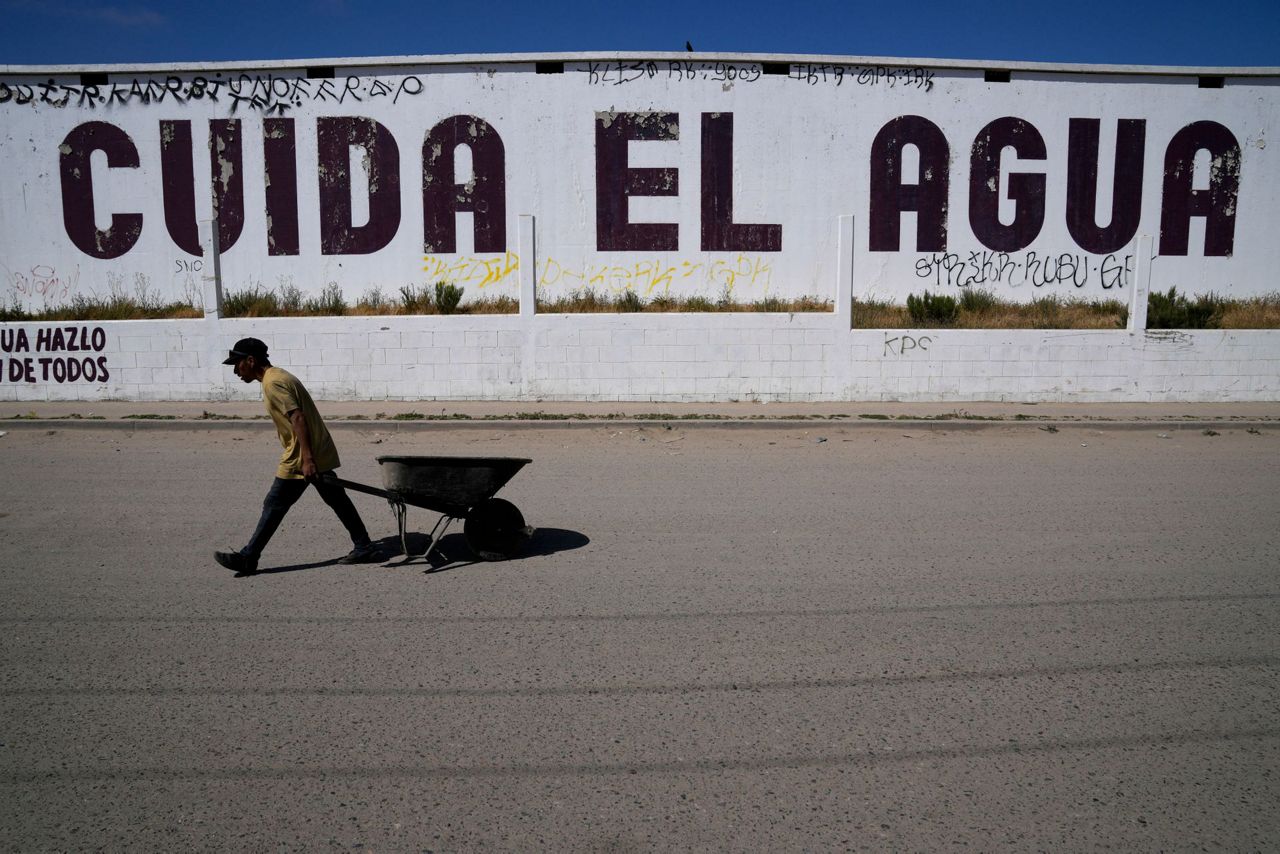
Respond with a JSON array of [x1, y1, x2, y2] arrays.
[[288, 408, 318, 480]]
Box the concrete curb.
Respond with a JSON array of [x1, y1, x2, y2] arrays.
[[0, 418, 1273, 433]]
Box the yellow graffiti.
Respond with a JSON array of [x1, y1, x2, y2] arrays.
[[538, 253, 773, 296], [421, 251, 520, 288], [420, 252, 775, 296]]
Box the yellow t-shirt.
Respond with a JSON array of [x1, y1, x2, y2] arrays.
[[260, 366, 341, 479]]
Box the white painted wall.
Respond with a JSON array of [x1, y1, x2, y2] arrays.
[[2, 52, 1277, 312], [3, 311, 1277, 403]]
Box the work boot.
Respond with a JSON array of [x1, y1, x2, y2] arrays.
[[338, 542, 380, 564], [214, 550, 258, 574]]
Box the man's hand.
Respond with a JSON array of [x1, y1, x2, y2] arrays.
[[289, 408, 318, 481]]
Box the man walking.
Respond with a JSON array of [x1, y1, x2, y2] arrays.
[[214, 337, 378, 574]]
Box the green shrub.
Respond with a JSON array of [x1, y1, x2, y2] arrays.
[[434, 281, 464, 314], [906, 291, 958, 325], [1147, 287, 1183, 328], [617, 290, 645, 312], [958, 289, 999, 313], [1190, 292, 1227, 327], [1146, 287, 1225, 329], [398, 284, 432, 313], [277, 281, 304, 314], [222, 284, 278, 317], [304, 282, 346, 315]]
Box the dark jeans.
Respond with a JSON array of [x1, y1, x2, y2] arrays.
[[241, 474, 371, 560]]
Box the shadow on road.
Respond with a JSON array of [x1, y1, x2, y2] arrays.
[[524, 527, 591, 557], [243, 527, 589, 577], [241, 557, 344, 576], [401, 527, 590, 574]]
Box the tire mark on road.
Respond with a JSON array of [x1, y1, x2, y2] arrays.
[[2, 591, 1278, 626], [4, 656, 1276, 699], [3, 728, 1277, 785]]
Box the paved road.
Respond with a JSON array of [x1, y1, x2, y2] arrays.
[[1, 423, 1277, 850]]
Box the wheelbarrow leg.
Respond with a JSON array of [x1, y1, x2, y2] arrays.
[[421, 514, 456, 564], [385, 499, 454, 563], [389, 499, 410, 556]]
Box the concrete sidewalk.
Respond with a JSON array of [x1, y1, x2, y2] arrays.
[[1, 399, 1278, 428]]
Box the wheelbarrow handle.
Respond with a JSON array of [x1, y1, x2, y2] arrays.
[[319, 472, 449, 514], [319, 473, 419, 558], [317, 472, 393, 501]]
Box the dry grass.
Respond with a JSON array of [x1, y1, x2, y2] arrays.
[[537, 289, 833, 313], [223, 284, 520, 317], [346, 293, 520, 316], [855, 292, 1128, 329], [955, 297, 1127, 330], [6, 283, 1278, 328], [0, 293, 203, 322], [852, 299, 912, 328], [854, 289, 1280, 329], [537, 289, 620, 313], [1219, 293, 1280, 329], [459, 295, 520, 315]]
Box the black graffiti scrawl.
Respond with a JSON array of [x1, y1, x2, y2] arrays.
[[1, 73, 425, 115]]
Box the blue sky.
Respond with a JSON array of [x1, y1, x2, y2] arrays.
[[3, 0, 1277, 67]]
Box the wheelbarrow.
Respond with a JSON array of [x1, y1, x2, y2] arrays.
[[321, 455, 532, 562]]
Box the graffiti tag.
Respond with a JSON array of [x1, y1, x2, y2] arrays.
[[914, 251, 1136, 290], [0, 73, 426, 115]]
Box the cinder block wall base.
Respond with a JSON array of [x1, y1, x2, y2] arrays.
[[2, 314, 1276, 403]]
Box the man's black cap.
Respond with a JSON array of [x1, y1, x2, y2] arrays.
[[222, 337, 268, 365]]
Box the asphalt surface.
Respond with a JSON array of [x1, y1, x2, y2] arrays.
[[1, 422, 1278, 850]]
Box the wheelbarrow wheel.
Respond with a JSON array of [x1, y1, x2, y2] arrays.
[[464, 498, 527, 561]]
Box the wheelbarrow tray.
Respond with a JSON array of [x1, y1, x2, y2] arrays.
[[321, 455, 533, 561], [375, 455, 531, 517]]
